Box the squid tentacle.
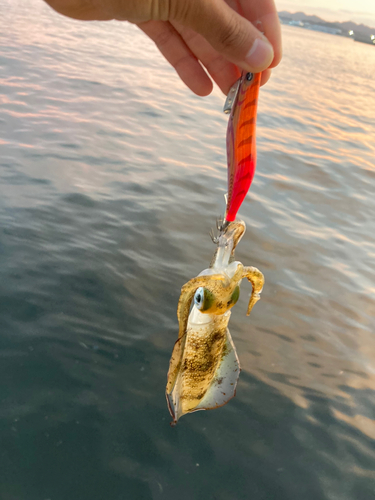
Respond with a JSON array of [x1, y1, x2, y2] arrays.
[[241, 266, 264, 316]]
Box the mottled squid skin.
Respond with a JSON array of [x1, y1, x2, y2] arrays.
[[166, 220, 264, 425]]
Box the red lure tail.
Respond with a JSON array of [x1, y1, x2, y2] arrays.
[[225, 72, 261, 222]]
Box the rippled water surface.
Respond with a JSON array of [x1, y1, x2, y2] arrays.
[[1, 2, 375, 499]]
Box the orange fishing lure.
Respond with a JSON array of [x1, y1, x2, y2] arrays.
[[225, 71, 261, 222]]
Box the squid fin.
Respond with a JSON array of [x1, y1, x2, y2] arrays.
[[167, 328, 240, 425], [195, 328, 240, 411]]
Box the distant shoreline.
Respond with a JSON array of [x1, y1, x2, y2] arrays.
[[279, 11, 375, 45]]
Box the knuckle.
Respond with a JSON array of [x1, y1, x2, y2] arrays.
[[218, 18, 246, 51], [174, 53, 195, 71], [153, 23, 175, 48]]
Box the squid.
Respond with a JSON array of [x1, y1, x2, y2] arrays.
[[166, 219, 264, 425]]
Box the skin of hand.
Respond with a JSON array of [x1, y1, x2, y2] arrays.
[[43, 0, 282, 96]]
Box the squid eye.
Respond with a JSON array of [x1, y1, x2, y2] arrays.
[[194, 287, 204, 307], [194, 287, 215, 312], [246, 72, 253, 81]]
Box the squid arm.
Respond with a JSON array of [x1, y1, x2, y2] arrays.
[[241, 266, 265, 316]]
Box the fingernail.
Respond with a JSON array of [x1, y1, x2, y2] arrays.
[[245, 38, 273, 70]]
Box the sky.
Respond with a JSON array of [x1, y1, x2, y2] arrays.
[[276, 0, 375, 27]]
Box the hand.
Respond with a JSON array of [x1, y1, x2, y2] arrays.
[[44, 0, 282, 96]]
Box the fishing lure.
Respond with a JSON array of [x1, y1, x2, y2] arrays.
[[166, 220, 264, 425], [224, 71, 261, 222]]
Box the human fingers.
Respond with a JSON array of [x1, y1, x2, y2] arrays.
[[171, 21, 240, 95], [171, 19, 273, 94], [44, 0, 276, 94], [142, 20, 270, 96], [138, 21, 213, 96], [44, 0, 280, 73], [235, 0, 282, 69], [170, 0, 274, 74], [260, 12, 282, 68], [260, 68, 271, 86]]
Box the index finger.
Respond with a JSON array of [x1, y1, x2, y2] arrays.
[[234, 0, 282, 68]]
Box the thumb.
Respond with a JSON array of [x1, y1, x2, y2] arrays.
[[170, 0, 274, 73]]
